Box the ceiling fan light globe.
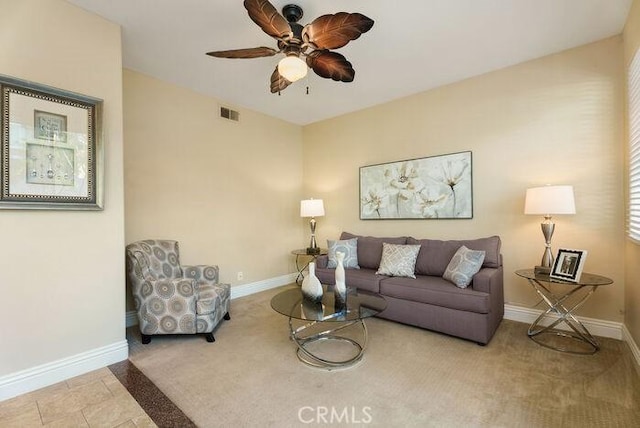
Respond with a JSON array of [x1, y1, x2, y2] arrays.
[[278, 56, 307, 82]]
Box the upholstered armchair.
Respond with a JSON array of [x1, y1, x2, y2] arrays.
[[126, 239, 231, 344]]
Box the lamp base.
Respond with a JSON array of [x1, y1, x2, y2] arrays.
[[534, 265, 551, 275], [306, 247, 320, 255]]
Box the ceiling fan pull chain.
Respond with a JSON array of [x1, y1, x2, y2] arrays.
[[306, 86, 309, 95]]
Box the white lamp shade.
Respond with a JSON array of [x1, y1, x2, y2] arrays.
[[524, 185, 576, 215], [300, 199, 325, 217], [278, 56, 307, 82]]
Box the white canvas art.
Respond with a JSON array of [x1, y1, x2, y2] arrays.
[[360, 151, 472, 219]]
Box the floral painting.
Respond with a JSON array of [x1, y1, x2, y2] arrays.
[[360, 151, 473, 219]]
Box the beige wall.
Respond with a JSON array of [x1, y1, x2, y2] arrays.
[[624, 0, 640, 345], [123, 70, 303, 304], [303, 37, 625, 322], [0, 0, 125, 377]]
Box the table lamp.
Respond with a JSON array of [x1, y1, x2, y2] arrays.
[[300, 199, 325, 254], [524, 185, 576, 274]]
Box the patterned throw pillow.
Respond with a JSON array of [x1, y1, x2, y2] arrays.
[[327, 238, 360, 269], [375, 243, 421, 278], [443, 245, 486, 288]]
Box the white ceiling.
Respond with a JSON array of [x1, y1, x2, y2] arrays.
[[66, 0, 632, 125]]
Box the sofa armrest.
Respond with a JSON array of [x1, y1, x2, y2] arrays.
[[471, 266, 504, 295], [316, 255, 329, 269]]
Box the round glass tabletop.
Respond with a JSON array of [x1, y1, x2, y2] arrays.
[[515, 269, 613, 286], [270, 286, 387, 322]]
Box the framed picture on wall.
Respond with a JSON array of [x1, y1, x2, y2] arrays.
[[550, 248, 588, 282], [359, 151, 473, 219], [0, 75, 103, 210]]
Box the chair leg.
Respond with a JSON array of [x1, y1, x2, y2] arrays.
[[224, 312, 230, 320], [205, 332, 215, 342], [141, 334, 151, 344]]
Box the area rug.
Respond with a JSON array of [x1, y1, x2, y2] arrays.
[[127, 285, 640, 427]]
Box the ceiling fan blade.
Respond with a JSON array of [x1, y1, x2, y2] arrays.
[[244, 0, 292, 40], [206, 47, 278, 59], [306, 50, 355, 82], [303, 13, 374, 50], [270, 67, 292, 93]]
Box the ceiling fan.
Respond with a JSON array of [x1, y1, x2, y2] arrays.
[[206, 0, 374, 94]]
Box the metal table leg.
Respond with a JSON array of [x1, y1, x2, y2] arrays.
[[294, 255, 310, 285], [526, 278, 599, 354], [288, 317, 368, 369]]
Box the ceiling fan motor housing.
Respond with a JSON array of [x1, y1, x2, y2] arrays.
[[282, 4, 303, 23]]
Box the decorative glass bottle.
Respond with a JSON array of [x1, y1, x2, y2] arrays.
[[301, 262, 323, 303], [334, 251, 347, 309]]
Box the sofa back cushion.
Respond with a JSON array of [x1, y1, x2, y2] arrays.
[[407, 235, 501, 276], [340, 232, 407, 270]]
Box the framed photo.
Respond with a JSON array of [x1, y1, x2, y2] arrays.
[[550, 248, 588, 282], [34, 110, 67, 143], [360, 151, 472, 219], [0, 75, 103, 210]]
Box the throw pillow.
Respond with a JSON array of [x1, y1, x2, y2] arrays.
[[443, 245, 486, 288], [327, 238, 360, 269], [375, 243, 421, 278]]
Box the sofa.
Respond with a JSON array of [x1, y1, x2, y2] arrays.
[[314, 232, 504, 345]]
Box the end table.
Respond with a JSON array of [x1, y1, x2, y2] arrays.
[[515, 269, 613, 354], [291, 248, 328, 285]]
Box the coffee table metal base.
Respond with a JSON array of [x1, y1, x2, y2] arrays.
[[289, 317, 368, 369]]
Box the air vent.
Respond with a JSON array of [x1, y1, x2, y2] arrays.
[[220, 106, 239, 122]]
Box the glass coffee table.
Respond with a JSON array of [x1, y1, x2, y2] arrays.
[[270, 286, 387, 369]]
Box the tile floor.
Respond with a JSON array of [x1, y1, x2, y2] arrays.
[[0, 367, 155, 427]]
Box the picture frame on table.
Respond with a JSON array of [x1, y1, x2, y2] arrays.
[[550, 248, 588, 282], [0, 75, 103, 210]]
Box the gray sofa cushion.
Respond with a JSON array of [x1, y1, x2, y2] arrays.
[[408, 235, 501, 276], [340, 231, 407, 270], [379, 275, 491, 314]]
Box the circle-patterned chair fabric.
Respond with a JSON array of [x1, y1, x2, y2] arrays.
[[126, 240, 230, 337]]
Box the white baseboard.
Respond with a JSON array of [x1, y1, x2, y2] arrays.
[[230, 273, 296, 299], [125, 311, 138, 328], [504, 303, 623, 340], [622, 324, 640, 369], [126, 273, 297, 327], [0, 340, 128, 402]]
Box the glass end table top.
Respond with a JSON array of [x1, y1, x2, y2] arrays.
[[290, 248, 328, 256], [515, 269, 613, 287], [270, 285, 387, 322]]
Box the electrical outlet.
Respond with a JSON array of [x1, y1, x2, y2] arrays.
[[237, 271, 243, 281]]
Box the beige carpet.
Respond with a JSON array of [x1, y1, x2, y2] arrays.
[[128, 285, 640, 427]]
